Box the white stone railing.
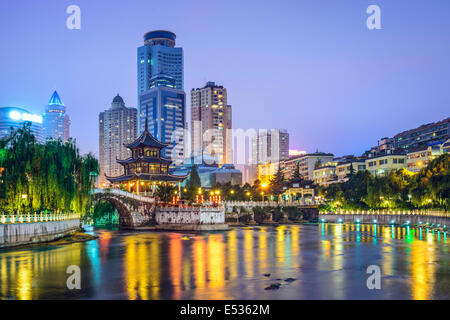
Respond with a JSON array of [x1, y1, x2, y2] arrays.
[[224, 200, 317, 207], [157, 206, 224, 212], [0, 212, 79, 224], [320, 209, 449, 217], [91, 188, 155, 203]]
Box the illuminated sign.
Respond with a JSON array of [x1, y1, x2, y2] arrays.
[[289, 149, 306, 156], [9, 110, 42, 124]]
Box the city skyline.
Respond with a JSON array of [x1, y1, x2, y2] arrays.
[[0, 0, 449, 158]]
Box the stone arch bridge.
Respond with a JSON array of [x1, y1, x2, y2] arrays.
[[91, 189, 155, 228]]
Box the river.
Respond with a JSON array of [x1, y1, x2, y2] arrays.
[[0, 223, 448, 300]]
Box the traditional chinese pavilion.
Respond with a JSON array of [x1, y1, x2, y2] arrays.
[[106, 121, 188, 194]]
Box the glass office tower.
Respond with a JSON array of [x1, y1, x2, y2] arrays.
[[139, 73, 186, 165], [42, 91, 70, 141], [137, 30, 184, 104]]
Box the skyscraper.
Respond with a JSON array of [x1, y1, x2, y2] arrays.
[[191, 82, 233, 165], [139, 73, 186, 165], [138, 30, 184, 122], [251, 129, 290, 165], [99, 94, 138, 188], [42, 91, 70, 141]]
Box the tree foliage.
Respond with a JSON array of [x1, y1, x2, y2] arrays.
[[319, 154, 450, 210], [0, 124, 98, 215], [156, 184, 177, 204]]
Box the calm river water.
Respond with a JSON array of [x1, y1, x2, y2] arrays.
[[0, 223, 449, 300]]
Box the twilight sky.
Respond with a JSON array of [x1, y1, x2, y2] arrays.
[[0, 0, 449, 158]]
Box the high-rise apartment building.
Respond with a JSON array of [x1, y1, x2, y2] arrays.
[[251, 129, 289, 165], [191, 82, 232, 165], [42, 91, 70, 142], [99, 95, 138, 187], [138, 30, 183, 125], [139, 73, 186, 165]]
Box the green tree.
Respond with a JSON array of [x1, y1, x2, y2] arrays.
[[156, 184, 177, 204], [186, 164, 201, 188], [0, 124, 98, 216], [291, 162, 303, 181], [269, 166, 285, 200]]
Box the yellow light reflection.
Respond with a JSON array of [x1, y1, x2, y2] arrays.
[[169, 234, 183, 299], [410, 241, 435, 300]]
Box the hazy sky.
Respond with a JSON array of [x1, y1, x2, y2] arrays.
[[0, 0, 449, 157]]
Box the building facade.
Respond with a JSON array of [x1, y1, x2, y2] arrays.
[[251, 129, 289, 165], [442, 139, 450, 154], [138, 30, 183, 119], [365, 152, 407, 176], [0, 107, 42, 142], [42, 91, 70, 142], [406, 142, 442, 172], [257, 162, 279, 183], [393, 117, 449, 150], [191, 82, 232, 165], [99, 95, 138, 188], [139, 74, 186, 165], [313, 164, 338, 186], [172, 155, 242, 188], [336, 160, 366, 182], [281, 152, 334, 181]]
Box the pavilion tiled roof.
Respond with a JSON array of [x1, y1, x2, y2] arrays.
[[117, 156, 172, 165], [124, 119, 168, 149], [106, 173, 188, 183]]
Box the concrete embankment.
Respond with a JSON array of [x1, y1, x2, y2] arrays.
[[0, 219, 80, 248], [319, 213, 449, 226]]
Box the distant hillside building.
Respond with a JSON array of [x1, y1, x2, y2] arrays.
[[394, 117, 449, 150], [369, 117, 449, 155], [99, 95, 138, 188], [42, 91, 70, 142]]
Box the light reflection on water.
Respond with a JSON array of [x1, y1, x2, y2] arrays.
[[0, 223, 448, 300]]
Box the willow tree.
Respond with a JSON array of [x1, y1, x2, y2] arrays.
[[0, 124, 98, 215]]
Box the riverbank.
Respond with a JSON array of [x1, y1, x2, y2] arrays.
[[0, 219, 81, 249], [0, 231, 97, 250]]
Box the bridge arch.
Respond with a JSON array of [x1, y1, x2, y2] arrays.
[[91, 189, 155, 228], [93, 196, 134, 226]]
